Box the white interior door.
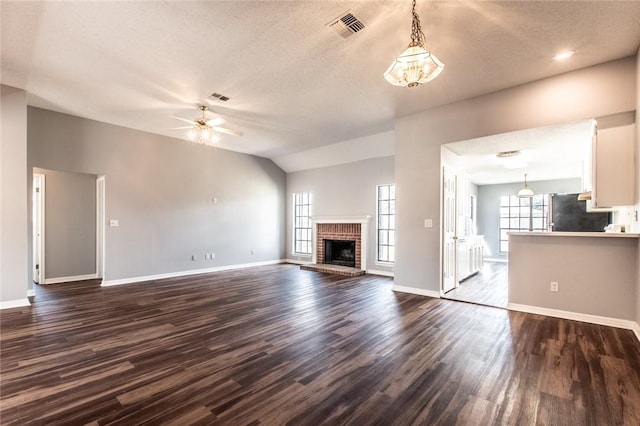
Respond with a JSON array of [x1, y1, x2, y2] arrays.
[[442, 167, 457, 293], [32, 174, 45, 284]]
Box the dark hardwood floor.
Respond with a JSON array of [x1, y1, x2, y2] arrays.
[[2, 264, 640, 425], [444, 261, 508, 308]]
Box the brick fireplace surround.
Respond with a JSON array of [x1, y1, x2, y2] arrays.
[[316, 223, 362, 269], [310, 216, 372, 272]]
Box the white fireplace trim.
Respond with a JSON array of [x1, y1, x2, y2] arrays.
[[311, 215, 372, 271]]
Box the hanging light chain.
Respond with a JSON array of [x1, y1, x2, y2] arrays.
[[409, 0, 427, 47]]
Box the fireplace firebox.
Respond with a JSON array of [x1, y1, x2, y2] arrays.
[[323, 239, 356, 267]]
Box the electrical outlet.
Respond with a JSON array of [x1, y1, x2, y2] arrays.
[[211, 253, 215, 260], [191, 254, 198, 261], [550, 281, 559, 292], [204, 253, 210, 260]]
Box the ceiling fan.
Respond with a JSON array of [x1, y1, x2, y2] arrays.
[[171, 105, 243, 144]]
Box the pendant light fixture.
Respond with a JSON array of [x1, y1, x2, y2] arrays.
[[517, 174, 535, 198], [384, 0, 444, 88]]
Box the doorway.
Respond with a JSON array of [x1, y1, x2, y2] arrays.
[[32, 170, 105, 285]]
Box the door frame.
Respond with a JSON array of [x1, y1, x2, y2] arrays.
[[33, 173, 46, 284], [96, 176, 105, 280]]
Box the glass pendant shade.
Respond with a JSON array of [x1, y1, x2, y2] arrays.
[[384, 44, 444, 87], [517, 174, 535, 198], [384, 0, 443, 88]]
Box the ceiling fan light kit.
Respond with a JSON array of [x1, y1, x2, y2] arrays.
[[384, 0, 444, 88], [173, 104, 242, 146]]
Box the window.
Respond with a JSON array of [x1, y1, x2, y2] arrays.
[[499, 194, 549, 252], [293, 192, 312, 255], [377, 184, 396, 263]]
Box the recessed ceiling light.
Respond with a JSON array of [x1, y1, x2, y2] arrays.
[[553, 50, 576, 61]]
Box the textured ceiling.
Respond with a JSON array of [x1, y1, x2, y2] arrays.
[[2, 1, 640, 159]]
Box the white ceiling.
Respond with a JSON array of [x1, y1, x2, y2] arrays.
[[2, 1, 640, 161]]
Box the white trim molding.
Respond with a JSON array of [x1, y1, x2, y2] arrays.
[[0, 298, 31, 310], [27, 289, 36, 297], [392, 285, 441, 298], [102, 259, 284, 287], [367, 269, 394, 277], [508, 303, 640, 342], [311, 215, 372, 272], [44, 273, 99, 285]]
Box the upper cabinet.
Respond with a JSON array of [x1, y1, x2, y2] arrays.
[[587, 124, 636, 208]]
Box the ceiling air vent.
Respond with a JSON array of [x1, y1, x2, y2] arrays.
[[210, 92, 230, 102], [326, 11, 365, 38]]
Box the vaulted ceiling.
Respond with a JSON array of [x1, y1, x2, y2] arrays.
[[2, 1, 640, 160]]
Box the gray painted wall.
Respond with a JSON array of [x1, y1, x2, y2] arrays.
[[28, 107, 286, 282], [394, 56, 637, 293], [34, 168, 97, 279], [0, 86, 29, 303], [509, 234, 637, 321], [286, 156, 395, 273], [477, 178, 582, 259]]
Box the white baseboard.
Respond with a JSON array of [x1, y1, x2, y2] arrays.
[[44, 273, 98, 285], [392, 285, 440, 298], [367, 269, 394, 277], [27, 289, 36, 297], [484, 257, 508, 263], [0, 298, 31, 310], [101, 259, 284, 287], [507, 303, 640, 341]]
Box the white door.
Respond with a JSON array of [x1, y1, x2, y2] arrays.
[[442, 167, 457, 293], [33, 174, 45, 284]]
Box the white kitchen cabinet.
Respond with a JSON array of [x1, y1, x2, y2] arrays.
[[588, 124, 635, 208], [456, 235, 484, 283]]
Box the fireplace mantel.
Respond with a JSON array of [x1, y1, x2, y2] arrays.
[[311, 216, 372, 271]]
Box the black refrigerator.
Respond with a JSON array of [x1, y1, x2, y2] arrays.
[[550, 193, 611, 232]]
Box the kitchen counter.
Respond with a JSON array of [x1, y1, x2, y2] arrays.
[[509, 231, 639, 239]]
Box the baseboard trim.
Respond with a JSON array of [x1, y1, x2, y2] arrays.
[[101, 259, 284, 287], [0, 298, 31, 310], [27, 289, 36, 297], [367, 269, 394, 277], [392, 285, 440, 298], [44, 273, 98, 285], [507, 303, 639, 338]]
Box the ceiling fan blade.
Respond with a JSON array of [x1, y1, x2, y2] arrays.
[[215, 127, 243, 137], [168, 126, 193, 130], [206, 117, 226, 126], [171, 115, 196, 124]]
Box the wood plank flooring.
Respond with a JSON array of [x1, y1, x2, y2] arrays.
[[1, 264, 640, 425], [444, 261, 508, 308]]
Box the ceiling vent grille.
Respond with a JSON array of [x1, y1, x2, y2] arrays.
[[210, 92, 230, 102], [326, 11, 365, 38]]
